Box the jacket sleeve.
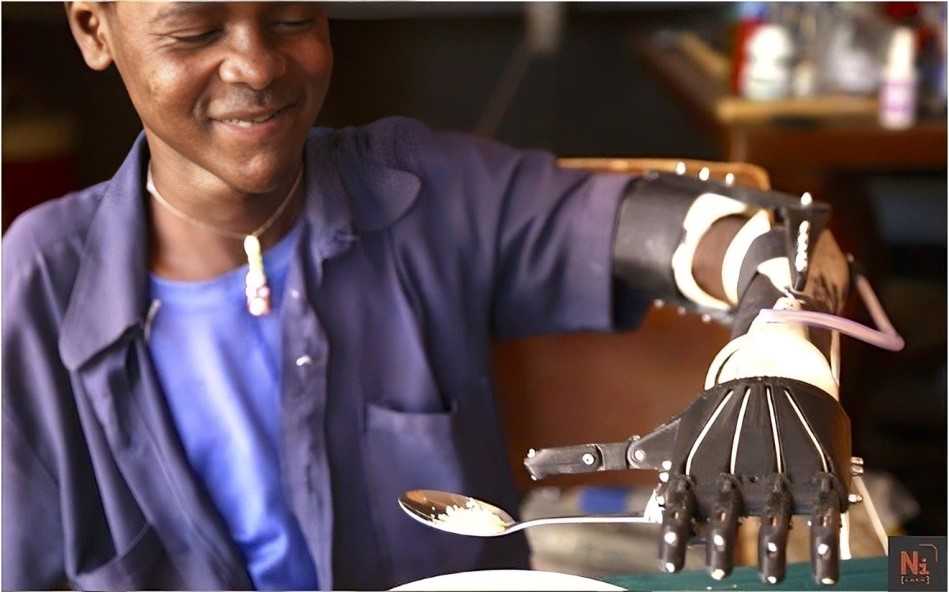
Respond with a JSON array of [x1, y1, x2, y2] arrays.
[[377, 118, 646, 340], [2, 214, 76, 590], [2, 414, 67, 589]]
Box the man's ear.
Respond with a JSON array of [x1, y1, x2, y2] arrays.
[[64, 2, 115, 71]]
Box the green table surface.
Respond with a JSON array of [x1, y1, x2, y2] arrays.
[[604, 556, 887, 591]]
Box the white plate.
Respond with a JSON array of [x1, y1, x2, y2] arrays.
[[391, 569, 625, 591]]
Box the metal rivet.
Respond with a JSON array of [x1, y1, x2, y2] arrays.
[[661, 460, 672, 470], [724, 172, 735, 186], [675, 162, 687, 175], [664, 531, 678, 544], [581, 453, 595, 465], [801, 192, 813, 206], [848, 493, 864, 503], [633, 449, 646, 462], [295, 355, 313, 367], [699, 167, 710, 181]]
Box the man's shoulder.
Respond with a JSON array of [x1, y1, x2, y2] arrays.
[[315, 116, 432, 167], [2, 182, 107, 275], [319, 116, 519, 176]]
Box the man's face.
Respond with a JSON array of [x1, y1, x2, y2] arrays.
[[96, 2, 332, 194]]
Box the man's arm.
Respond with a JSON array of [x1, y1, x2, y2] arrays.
[[610, 170, 868, 584]]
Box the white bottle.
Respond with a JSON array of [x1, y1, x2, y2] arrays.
[[879, 27, 918, 129], [740, 24, 795, 101]]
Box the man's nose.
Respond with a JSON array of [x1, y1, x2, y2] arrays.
[[219, 28, 286, 89]]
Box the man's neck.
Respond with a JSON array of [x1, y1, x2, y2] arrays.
[[146, 164, 305, 281]]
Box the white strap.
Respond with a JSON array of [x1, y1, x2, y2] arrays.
[[670, 192, 755, 311]]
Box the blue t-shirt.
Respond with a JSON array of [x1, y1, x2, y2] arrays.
[[147, 225, 318, 590]]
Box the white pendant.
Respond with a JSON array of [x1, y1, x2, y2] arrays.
[[243, 235, 271, 316]]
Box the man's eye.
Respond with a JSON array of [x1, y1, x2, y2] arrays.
[[272, 19, 314, 31], [172, 30, 221, 44]]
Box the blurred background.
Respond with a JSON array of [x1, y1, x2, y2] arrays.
[[3, 0, 946, 576]]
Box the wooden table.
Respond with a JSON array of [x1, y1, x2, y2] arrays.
[[637, 32, 946, 173]]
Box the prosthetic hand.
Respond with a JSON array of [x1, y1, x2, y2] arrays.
[[524, 170, 902, 585]]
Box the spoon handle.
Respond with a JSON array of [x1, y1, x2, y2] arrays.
[[509, 513, 656, 534]]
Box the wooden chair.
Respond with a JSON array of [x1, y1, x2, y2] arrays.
[[556, 157, 771, 189]]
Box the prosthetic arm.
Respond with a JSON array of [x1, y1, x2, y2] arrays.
[[524, 168, 903, 585]]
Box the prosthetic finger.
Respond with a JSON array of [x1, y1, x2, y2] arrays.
[[757, 475, 793, 584], [658, 474, 696, 573], [810, 474, 842, 585], [705, 474, 742, 580]]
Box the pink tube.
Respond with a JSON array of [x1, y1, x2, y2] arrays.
[[756, 275, 905, 352]]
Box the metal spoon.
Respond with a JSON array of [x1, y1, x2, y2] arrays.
[[399, 489, 656, 537]]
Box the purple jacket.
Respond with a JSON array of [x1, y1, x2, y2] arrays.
[[2, 117, 639, 590]]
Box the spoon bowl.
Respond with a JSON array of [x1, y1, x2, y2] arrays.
[[399, 489, 656, 537]]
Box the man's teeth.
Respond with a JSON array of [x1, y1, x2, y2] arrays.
[[224, 113, 276, 127]]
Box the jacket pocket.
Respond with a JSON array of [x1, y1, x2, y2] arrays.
[[72, 524, 182, 591], [361, 378, 520, 585]]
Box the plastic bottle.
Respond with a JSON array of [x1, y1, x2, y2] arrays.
[[740, 24, 795, 101], [730, 2, 769, 95], [878, 26, 918, 129]]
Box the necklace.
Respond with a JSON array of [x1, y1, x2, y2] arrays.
[[146, 163, 303, 317]]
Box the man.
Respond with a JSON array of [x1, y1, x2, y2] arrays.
[[3, 2, 863, 590]]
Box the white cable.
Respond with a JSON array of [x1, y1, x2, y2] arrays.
[[766, 388, 784, 473], [685, 389, 735, 476], [783, 388, 829, 473], [854, 475, 890, 555], [729, 388, 751, 473]]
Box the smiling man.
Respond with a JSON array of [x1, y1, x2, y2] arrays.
[[3, 2, 863, 591]]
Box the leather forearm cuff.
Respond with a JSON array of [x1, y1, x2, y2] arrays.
[[612, 173, 705, 306]]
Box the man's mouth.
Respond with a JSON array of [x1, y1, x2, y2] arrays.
[[221, 112, 279, 128], [217, 104, 294, 128]]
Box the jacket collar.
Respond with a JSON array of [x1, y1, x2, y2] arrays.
[[59, 126, 423, 370], [59, 135, 152, 370]]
